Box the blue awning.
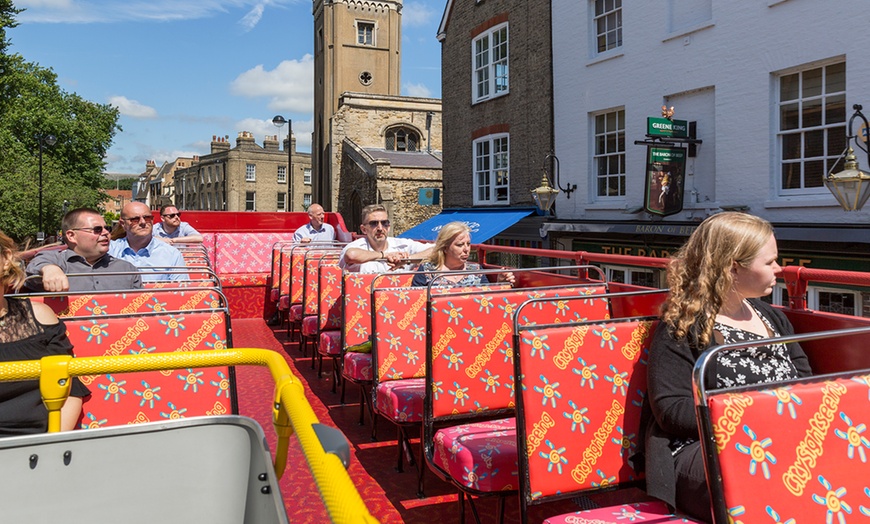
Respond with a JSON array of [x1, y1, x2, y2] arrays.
[[399, 208, 536, 243]]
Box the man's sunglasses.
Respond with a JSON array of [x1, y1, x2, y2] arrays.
[[122, 215, 154, 223], [71, 226, 111, 235], [366, 220, 391, 228], [161, 213, 181, 219]]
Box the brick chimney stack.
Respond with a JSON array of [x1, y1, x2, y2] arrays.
[[210, 135, 231, 154]]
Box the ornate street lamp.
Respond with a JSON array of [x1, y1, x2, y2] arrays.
[[824, 104, 870, 211], [531, 167, 559, 213], [36, 133, 57, 243], [272, 115, 293, 212]]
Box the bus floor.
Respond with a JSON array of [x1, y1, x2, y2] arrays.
[[232, 318, 653, 523]]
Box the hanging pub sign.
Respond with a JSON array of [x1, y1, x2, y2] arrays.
[[647, 116, 689, 138], [644, 146, 686, 216]]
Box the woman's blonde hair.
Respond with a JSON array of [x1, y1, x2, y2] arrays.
[[427, 222, 472, 267], [661, 212, 774, 347], [0, 230, 26, 292]]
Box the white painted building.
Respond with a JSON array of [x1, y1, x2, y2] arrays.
[[548, 0, 870, 312]]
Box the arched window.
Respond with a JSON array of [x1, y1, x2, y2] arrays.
[[385, 127, 419, 152]]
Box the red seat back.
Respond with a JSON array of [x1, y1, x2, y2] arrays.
[[63, 308, 235, 428], [426, 284, 611, 420], [514, 315, 657, 506]]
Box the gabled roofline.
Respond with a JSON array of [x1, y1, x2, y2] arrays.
[[436, 0, 453, 41]]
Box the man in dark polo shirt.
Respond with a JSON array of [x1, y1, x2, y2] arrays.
[[26, 208, 142, 292]]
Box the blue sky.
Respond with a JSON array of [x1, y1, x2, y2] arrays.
[[10, 0, 444, 175]]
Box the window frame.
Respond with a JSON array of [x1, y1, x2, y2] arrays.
[[356, 20, 375, 46], [385, 127, 420, 152], [303, 168, 312, 185], [592, 0, 622, 55], [592, 108, 626, 200], [471, 22, 509, 104], [473, 133, 510, 205], [277, 192, 286, 212], [776, 60, 847, 197], [245, 163, 256, 182], [245, 191, 256, 212], [303, 193, 312, 208], [277, 165, 286, 184]]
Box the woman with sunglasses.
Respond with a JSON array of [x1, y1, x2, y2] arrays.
[[411, 221, 515, 287], [25, 208, 142, 292], [0, 229, 90, 434]]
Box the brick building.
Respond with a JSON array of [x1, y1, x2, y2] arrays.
[[172, 132, 312, 212], [434, 0, 553, 246]]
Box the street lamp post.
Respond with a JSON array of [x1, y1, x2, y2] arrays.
[[272, 115, 293, 212], [36, 134, 57, 243]]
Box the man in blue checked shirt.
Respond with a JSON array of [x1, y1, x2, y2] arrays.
[[109, 202, 186, 281]]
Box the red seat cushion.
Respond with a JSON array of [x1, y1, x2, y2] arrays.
[[289, 304, 303, 321], [543, 501, 698, 523], [301, 315, 318, 336], [375, 378, 425, 423], [343, 353, 372, 382], [432, 417, 518, 492], [318, 330, 341, 356]]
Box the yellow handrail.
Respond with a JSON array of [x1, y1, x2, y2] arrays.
[[0, 349, 378, 524]]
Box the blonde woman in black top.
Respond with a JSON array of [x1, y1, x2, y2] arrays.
[[644, 212, 811, 522]]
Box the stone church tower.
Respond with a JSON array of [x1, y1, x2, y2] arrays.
[[312, 0, 403, 211]]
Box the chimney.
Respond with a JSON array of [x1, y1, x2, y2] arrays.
[[263, 134, 279, 152], [236, 131, 256, 149], [211, 134, 230, 154]]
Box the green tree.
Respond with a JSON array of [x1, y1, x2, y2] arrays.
[[0, 2, 120, 243]]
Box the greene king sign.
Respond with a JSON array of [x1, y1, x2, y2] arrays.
[[647, 117, 688, 138]]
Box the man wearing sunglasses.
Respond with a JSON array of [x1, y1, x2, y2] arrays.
[[26, 208, 142, 292], [153, 205, 203, 244], [339, 204, 433, 273], [109, 202, 186, 281]]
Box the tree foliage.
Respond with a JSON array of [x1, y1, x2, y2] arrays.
[[0, 2, 120, 242]]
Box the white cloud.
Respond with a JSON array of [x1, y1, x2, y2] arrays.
[[235, 117, 313, 152], [108, 96, 158, 118], [17, 0, 294, 24], [229, 55, 314, 114], [403, 82, 432, 98], [238, 3, 265, 32], [402, 1, 437, 28]]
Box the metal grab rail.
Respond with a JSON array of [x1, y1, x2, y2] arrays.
[[0, 348, 379, 524]]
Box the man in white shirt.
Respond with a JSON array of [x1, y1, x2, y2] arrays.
[[293, 204, 336, 243], [339, 204, 433, 273]]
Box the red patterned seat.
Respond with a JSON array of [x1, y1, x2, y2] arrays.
[[375, 378, 425, 424], [431, 417, 517, 492], [543, 502, 691, 524], [63, 307, 235, 429], [213, 232, 295, 318], [315, 259, 343, 389], [343, 352, 372, 382], [425, 282, 615, 519], [695, 326, 870, 524]]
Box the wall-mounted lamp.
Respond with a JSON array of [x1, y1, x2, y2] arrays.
[[531, 167, 559, 213], [824, 104, 870, 211], [544, 151, 575, 199]]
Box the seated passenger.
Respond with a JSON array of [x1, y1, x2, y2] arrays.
[[109, 202, 186, 282], [411, 221, 514, 287], [644, 212, 812, 522], [153, 205, 203, 244], [339, 204, 434, 273], [293, 203, 336, 243], [0, 230, 88, 435], [26, 208, 142, 292]]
